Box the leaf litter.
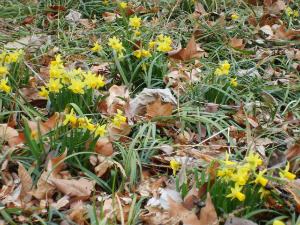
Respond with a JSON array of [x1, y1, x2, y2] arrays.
[[0, 0, 300, 224]]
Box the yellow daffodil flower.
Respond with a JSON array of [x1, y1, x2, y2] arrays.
[[252, 169, 268, 186], [293, 11, 299, 17], [157, 41, 172, 52], [169, 159, 179, 176], [273, 220, 285, 225], [46, 78, 63, 93], [285, 7, 293, 15], [129, 15, 141, 28], [0, 78, 11, 93], [142, 49, 152, 57], [51, 54, 64, 68], [148, 41, 157, 50], [103, 0, 108, 4], [230, 168, 249, 185], [30, 130, 39, 141], [94, 124, 108, 137], [78, 117, 94, 130], [134, 29, 140, 36], [0, 66, 9, 76], [39, 86, 49, 99], [279, 162, 296, 182], [63, 108, 77, 125], [133, 50, 142, 58], [258, 186, 270, 199], [226, 183, 245, 201], [92, 41, 102, 51], [245, 151, 262, 171], [220, 60, 230, 70], [68, 78, 85, 94], [110, 109, 126, 127], [231, 78, 238, 86], [120, 2, 127, 9]]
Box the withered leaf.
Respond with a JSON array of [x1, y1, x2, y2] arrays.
[[146, 98, 172, 119], [168, 34, 204, 61]]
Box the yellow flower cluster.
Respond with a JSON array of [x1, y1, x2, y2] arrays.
[[108, 36, 125, 59], [286, 7, 299, 17], [63, 108, 108, 137], [156, 34, 172, 52], [218, 151, 268, 201], [63, 108, 127, 137], [219, 151, 297, 202], [0, 49, 23, 64], [39, 55, 105, 98], [133, 49, 152, 59], [214, 60, 230, 76], [0, 49, 23, 93]]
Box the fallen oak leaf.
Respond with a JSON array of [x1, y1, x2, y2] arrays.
[[228, 34, 245, 49], [146, 98, 172, 119], [168, 34, 205, 61], [50, 178, 94, 199]]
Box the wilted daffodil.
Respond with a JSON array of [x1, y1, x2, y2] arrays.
[[279, 162, 296, 182], [169, 159, 179, 176]]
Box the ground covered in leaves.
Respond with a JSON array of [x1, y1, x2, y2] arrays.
[[0, 0, 300, 224]]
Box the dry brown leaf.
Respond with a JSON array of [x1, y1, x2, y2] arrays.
[[69, 201, 89, 225], [168, 34, 204, 61], [50, 195, 69, 210], [199, 193, 219, 224], [0, 124, 18, 141], [224, 216, 257, 225], [19, 86, 47, 107], [228, 34, 245, 49], [30, 151, 67, 199], [18, 162, 33, 204], [146, 98, 172, 119], [168, 195, 199, 225], [95, 137, 114, 156], [140, 206, 177, 225], [50, 178, 94, 199], [285, 139, 300, 171], [274, 23, 300, 40], [94, 157, 114, 177], [108, 121, 131, 141], [78, 19, 97, 29], [194, 2, 206, 14], [102, 12, 121, 22]]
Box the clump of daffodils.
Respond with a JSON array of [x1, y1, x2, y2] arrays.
[[214, 60, 230, 76], [285, 7, 299, 17], [218, 151, 296, 202], [0, 49, 23, 93], [63, 108, 108, 137], [39, 55, 105, 98]]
